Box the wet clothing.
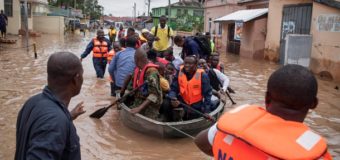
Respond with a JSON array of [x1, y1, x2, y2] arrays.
[[168, 69, 213, 120], [151, 24, 173, 52], [129, 67, 163, 120], [108, 47, 136, 88], [208, 105, 332, 160], [182, 37, 204, 59], [81, 38, 111, 78], [15, 86, 80, 160]]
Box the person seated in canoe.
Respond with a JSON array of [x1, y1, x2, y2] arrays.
[[198, 58, 229, 107], [128, 48, 163, 120], [208, 54, 235, 94], [194, 64, 333, 160], [209, 54, 224, 74], [168, 55, 213, 120]]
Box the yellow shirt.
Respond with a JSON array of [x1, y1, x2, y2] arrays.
[[109, 29, 116, 37], [151, 25, 174, 51]]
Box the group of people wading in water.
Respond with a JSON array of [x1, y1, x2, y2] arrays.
[[14, 15, 333, 160]]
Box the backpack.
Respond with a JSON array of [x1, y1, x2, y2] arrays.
[[155, 25, 170, 39], [193, 36, 212, 58]]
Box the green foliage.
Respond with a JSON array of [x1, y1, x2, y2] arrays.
[[174, 13, 204, 32], [48, 0, 103, 19]]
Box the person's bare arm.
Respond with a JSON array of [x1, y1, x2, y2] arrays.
[[194, 128, 214, 156]]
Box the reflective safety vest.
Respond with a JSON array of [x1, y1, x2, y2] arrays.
[[92, 38, 108, 58], [133, 63, 159, 89], [178, 67, 204, 105], [213, 105, 332, 160], [107, 49, 115, 63]]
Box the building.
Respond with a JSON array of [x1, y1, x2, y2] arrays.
[[265, 0, 340, 81], [152, 0, 204, 32], [0, 1, 4, 11], [205, 0, 268, 57]]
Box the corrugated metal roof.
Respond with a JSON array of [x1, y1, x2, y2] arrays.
[[214, 8, 268, 22]]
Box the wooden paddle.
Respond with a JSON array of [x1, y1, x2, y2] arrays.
[[167, 95, 216, 122], [89, 82, 147, 119]]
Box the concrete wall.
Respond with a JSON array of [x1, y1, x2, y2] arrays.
[[33, 16, 64, 35], [309, 2, 340, 82], [0, 0, 4, 11], [7, 0, 33, 34], [240, 17, 267, 59], [264, 0, 312, 61]]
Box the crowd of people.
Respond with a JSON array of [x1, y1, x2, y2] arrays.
[[14, 15, 333, 160]]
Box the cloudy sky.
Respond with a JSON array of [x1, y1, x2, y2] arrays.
[[98, 0, 179, 17]]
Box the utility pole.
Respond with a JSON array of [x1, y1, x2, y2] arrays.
[[168, 0, 171, 25], [133, 3, 136, 24], [24, 0, 29, 52], [148, 0, 151, 16]]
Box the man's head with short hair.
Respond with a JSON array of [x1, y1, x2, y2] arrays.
[[198, 59, 208, 70], [47, 52, 83, 96], [96, 29, 105, 41], [0, 10, 3, 14], [210, 55, 219, 68], [125, 36, 137, 48], [135, 48, 149, 69], [127, 27, 135, 37], [266, 64, 318, 122], [174, 35, 184, 47], [183, 55, 198, 75], [113, 42, 122, 52], [159, 15, 167, 28]]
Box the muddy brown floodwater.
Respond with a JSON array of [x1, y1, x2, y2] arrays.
[[0, 31, 339, 160]]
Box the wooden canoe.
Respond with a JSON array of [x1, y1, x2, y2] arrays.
[[118, 96, 227, 138]]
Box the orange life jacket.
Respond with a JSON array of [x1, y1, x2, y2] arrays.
[[107, 49, 115, 63], [213, 105, 332, 160], [178, 67, 204, 105], [133, 63, 159, 89], [92, 38, 108, 58]]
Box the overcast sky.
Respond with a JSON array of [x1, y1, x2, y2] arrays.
[[98, 0, 180, 17]]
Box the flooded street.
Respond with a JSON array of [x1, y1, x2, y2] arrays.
[[0, 32, 339, 159]]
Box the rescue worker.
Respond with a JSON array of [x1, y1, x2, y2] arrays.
[[81, 29, 111, 78], [168, 56, 213, 120], [151, 15, 174, 57], [108, 25, 116, 44], [129, 48, 163, 120], [194, 64, 333, 160]]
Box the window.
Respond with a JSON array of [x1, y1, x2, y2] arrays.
[[177, 9, 181, 16], [184, 9, 188, 15], [165, 9, 168, 16], [4, 0, 13, 17], [193, 10, 203, 17]]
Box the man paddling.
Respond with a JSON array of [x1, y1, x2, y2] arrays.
[[195, 64, 333, 160], [128, 48, 163, 120], [15, 52, 85, 160]]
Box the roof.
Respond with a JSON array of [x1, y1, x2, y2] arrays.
[[214, 8, 268, 23], [314, 0, 340, 9]]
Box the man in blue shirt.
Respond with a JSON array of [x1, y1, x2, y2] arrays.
[[108, 36, 137, 92], [174, 35, 204, 59], [168, 56, 213, 120], [80, 29, 112, 78], [15, 52, 85, 160]]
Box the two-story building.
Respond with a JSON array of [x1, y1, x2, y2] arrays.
[[152, 0, 204, 32]]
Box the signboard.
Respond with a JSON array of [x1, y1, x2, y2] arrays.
[[234, 22, 243, 41], [317, 14, 340, 32]]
